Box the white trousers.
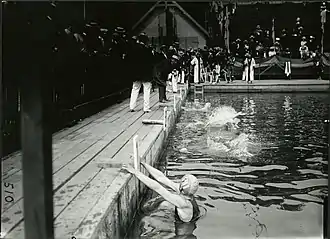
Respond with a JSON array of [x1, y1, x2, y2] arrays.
[[129, 81, 152, 111], [179, 70, 185, 84], [242, 69, 254, 81], [172, 74, 178, 93], [242, 70, 246, 81]]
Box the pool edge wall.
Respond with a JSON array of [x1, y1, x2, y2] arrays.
[[90, 88, 188, 239], [192, 83, 330, 93]]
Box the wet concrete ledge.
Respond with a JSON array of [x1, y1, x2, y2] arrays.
[[192, 80, 330, 93], [74, 86, 189, 239]]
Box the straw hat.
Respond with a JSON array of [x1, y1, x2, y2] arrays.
[[172, 55, 179, 60]]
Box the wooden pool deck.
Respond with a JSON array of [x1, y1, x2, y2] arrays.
[[1, 87, 186, 239]]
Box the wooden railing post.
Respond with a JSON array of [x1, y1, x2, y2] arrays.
[[0, 2, 3, 162], [173, 94, 176, 113], [21, 53, 54, 239], [163, 107, 168, 131], [20, 6, 54, 238], [133, 135, 139, 171]]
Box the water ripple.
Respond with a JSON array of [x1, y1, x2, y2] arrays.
[[130, 93, 328, 239]]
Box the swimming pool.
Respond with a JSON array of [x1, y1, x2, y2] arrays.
[[128, 93, 329, 239]]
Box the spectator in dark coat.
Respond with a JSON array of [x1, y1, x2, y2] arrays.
[[153, 45, 171, 103], [128, 33, 155, 113]]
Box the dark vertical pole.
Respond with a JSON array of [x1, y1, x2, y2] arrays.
[[0, 1, 3, 161], [83, 0, 86, 21], [158, 15, 161, 46], [165, 4, 173, 45], [21, 3, 54, 239], [321, 21, 324, 54]]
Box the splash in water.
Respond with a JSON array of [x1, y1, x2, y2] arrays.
[[182, 101, 212, 112], [206, 105, 254, 158], [207, 105, 244, 127]]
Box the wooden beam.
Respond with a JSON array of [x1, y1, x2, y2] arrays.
[[20, 4, 54, 238], [132, 0, 162, 32], [172, 1, 210, 38], [0, 1, 3, 162]]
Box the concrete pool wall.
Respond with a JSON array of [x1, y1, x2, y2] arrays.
[[192, 80, 330, 93], [89, 86, 189, 239]]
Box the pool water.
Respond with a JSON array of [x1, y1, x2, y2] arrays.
[[128, 93, 329, 239]]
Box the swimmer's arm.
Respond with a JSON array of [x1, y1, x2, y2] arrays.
[[124, 166, 186, 208], [141, 162, 180, 193]]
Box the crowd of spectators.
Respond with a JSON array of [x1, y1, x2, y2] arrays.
[[230, 17, 321, 60]]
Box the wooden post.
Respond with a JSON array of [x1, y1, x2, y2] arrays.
[[321, 22, 325, 54], [163, 107, 167, 130], [21, 77, 54, 237], [133, 135, 139, 170], [173, 95, 176, 113], [20, 5, 54, 238], [179, 88, 183, 100], [0, 2, 3, 161], [83, 1, 86, 21]]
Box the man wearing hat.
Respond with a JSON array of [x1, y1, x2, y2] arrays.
[[129, 32, 154, 113], [299, 43, 309, 59], [242, 53, 256, 83], [152, 45, 171, 103]]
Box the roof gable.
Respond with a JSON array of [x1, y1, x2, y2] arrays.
[[132, 1, 209, 39]]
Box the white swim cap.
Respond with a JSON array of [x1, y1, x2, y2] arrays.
[[180, 174, 199, 195]]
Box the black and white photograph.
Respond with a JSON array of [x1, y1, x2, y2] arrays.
[[1, 1, 329, 239]]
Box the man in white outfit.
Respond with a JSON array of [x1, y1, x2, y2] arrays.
[[169, 55, 179, 93], [191, 52, 200, 83], [129, 33, 154, 113], [242, 53, 256, 84]]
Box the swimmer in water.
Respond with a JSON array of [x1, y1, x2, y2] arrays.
[[122, 162, 200, 223], [182, 102, 211, 112]]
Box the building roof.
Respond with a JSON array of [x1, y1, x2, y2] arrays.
[[132, 1, 210, 39]]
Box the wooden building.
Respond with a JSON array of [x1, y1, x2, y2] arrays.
[[132, 1, 210, 49]]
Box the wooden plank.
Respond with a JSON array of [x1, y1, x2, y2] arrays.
[[20, 31, 54, 239], [61, 92, 157, 141], [2, 103, 156, 212], [103, 110, 164, 168], [5, 164, 103, 239], [95, 107, 161, 164], [1, 93, 154, 178], [53, 96, 131, 140], [2, 93, 161, 235], [1, 99, 128, 174], [56, 91, 156, 141], [4, 138, 117, 237], [2, 93, 158, 186], [72, 170, 131, 239], [54, 168, 119, 238]]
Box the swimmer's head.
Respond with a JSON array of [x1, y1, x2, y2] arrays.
[[205, 103, 211, 109], [179, 174, 199, 196]]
